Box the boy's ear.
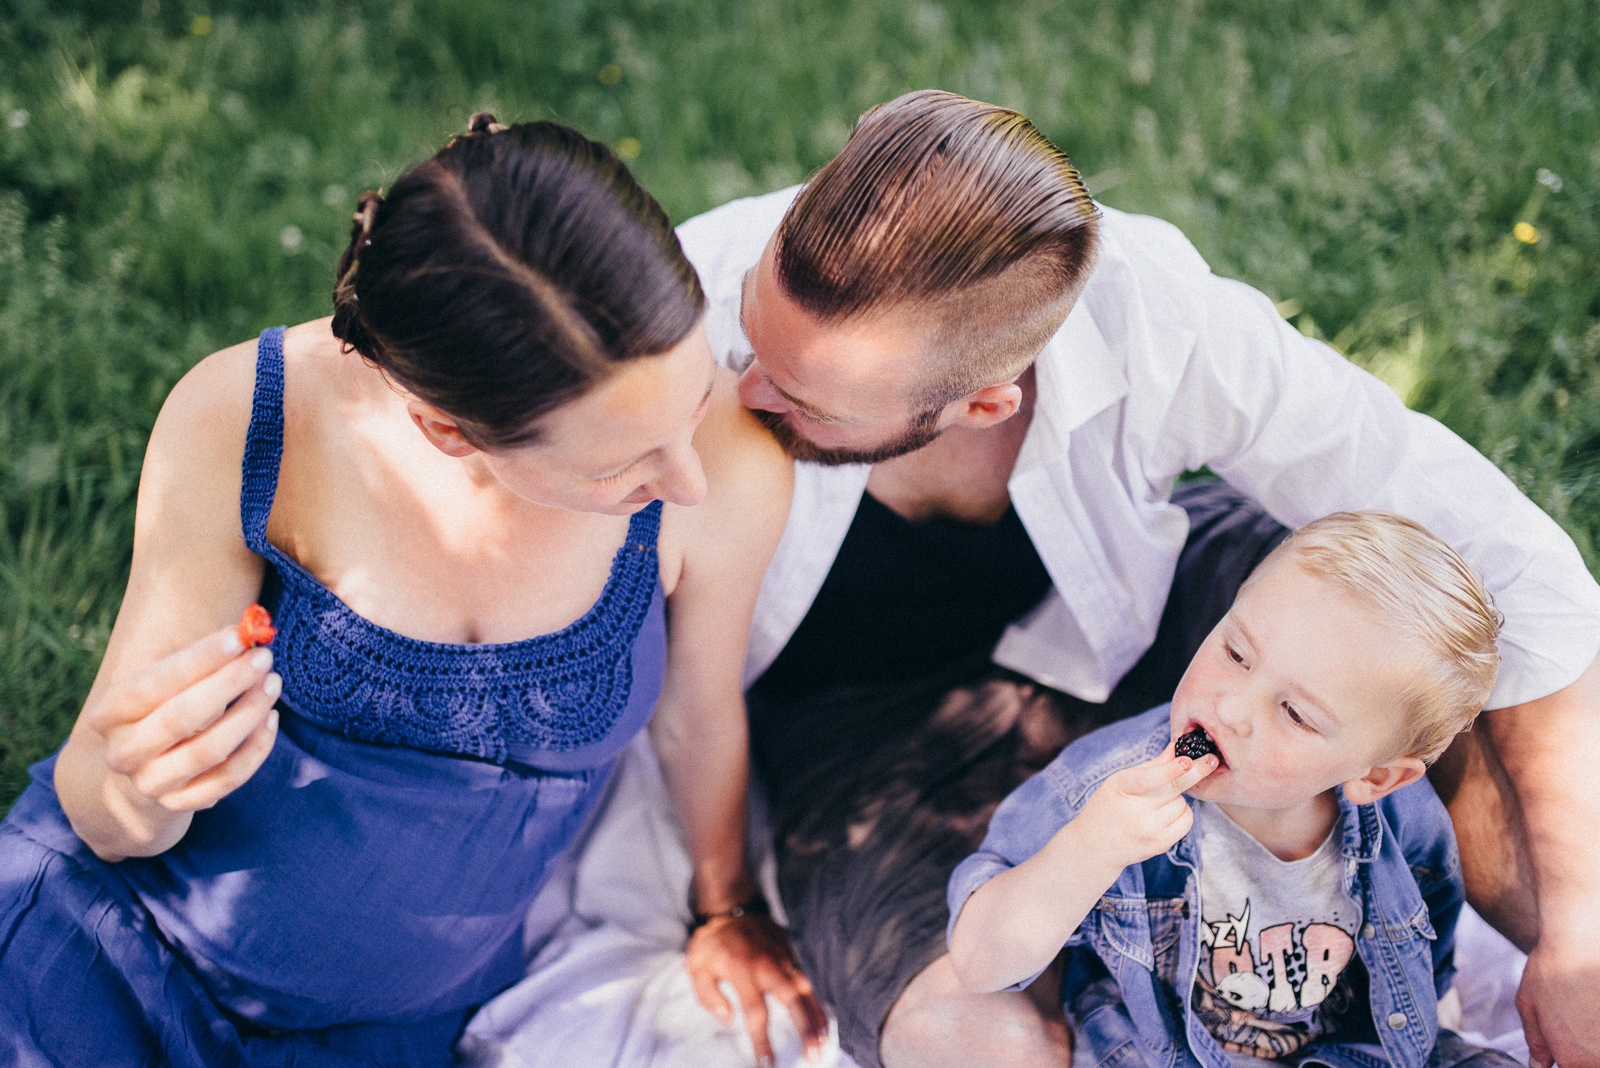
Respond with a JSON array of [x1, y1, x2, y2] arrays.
[[1342, 756, 1427, 805]]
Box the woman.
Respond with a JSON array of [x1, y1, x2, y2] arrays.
[[0, 116, 824, 1065]]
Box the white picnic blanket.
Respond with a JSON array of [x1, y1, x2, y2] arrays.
[[459, 735, 1528, 1068]]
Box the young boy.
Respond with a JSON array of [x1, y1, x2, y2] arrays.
[[946, 511, 1518, 1068]]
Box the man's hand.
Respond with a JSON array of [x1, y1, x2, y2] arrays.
[[1518, 925, 1600, 1068], [1468, 654, 1600, 1068], [685, 914, 829, 1067]]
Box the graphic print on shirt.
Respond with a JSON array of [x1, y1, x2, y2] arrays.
[[1191, 898, 1359, 1058]]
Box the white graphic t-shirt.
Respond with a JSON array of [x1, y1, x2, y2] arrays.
[[1190, 800, 1364, 1064]]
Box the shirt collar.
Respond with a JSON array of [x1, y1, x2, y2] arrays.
[[1015, 293, 1128, 475]]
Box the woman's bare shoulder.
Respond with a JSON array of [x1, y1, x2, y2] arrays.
[[659, 367, 792, 588], [692, 366, 792, 499], [153, 318, 340, 457]]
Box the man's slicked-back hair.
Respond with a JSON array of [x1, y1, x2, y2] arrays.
[[775, 90, 1100, 403]]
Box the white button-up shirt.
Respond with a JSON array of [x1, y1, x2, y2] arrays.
[[677, 186, 1600, 710]]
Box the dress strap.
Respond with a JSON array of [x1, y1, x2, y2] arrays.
[[240, 327, 287, 556], [625, 498, 665, 551]]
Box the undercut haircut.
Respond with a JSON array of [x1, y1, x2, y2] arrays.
[[775, 90, 1100, 407], [1265, 511, 1502, 764]]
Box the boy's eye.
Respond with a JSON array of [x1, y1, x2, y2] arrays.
[[1283, 703, 1312, 730]]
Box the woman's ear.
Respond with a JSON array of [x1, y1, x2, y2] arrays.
[[407, 400, 480, 458], [1342, 756, 1427, 805]]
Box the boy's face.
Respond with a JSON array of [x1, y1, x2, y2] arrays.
[[1171, 552, 1426, 811]]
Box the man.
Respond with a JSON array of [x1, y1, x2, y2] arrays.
[[673, 91, 1600, 1068]]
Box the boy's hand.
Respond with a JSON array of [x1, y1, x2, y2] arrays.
[[1075, 743, 1218, 872]]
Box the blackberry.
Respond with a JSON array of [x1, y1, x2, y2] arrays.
[[1174, 726, 1219, 760]]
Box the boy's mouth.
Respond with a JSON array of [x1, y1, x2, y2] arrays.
[[1176, 725, 1226, 772]]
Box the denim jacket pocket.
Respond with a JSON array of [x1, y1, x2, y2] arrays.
[[1146, 897, 1186, 989], [1391, 899, 1437, 959], [1092, 896, 1158, 971]]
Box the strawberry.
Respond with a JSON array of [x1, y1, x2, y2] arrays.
[[237, 604, 277, 648]]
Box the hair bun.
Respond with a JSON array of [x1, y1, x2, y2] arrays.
[[468, 113, 509, 136]]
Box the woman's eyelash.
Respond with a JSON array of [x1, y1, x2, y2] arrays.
[[1225, 642, 1247, 667]]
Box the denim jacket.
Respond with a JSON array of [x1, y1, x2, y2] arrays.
[[948, 706, 1463, 1068]]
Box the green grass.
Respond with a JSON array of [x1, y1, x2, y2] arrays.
[[3, 0, 1598, 807]]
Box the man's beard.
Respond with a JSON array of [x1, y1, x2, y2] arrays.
[[751, 406, 944, 466]]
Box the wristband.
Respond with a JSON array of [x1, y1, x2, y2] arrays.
[[689, 894, 769, 932]]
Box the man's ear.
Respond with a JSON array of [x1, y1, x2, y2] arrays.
[[947, 381, 1024, 430], [1342, 756, 1427, 805], [407, 400, 480, 458]]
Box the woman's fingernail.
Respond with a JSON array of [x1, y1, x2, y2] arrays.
[[264, 673, 283, 699], [266, 710, 279, 733], [250, 648, 273, 671], [222, 631, 244, 655]]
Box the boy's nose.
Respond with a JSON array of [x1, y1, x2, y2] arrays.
[[1211, 696, 1253, 736]]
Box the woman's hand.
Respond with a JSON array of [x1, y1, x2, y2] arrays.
[[685, 914, 829, 1066], [60, 623, 281, 860]]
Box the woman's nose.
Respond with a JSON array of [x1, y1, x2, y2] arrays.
[[650, 438, 708, 508], [736, 362, 788, 415]]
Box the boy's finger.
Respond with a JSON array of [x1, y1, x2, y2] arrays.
[[1171, 754, 1220, 793], [1121, 754, 1198, 795], [94, 625, 248, 728]]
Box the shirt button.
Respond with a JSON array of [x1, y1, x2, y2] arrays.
[[1362, 923, 1377, 939], [1388, 1012, 1408, 1030]]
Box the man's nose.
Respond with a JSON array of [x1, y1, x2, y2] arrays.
[[736, 362, 788, 415]]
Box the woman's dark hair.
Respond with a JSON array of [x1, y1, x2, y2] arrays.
[[332, 114, 704, 448]]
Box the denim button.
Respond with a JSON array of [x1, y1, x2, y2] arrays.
[[1362, 923, 1377, 939], [1387, 1012, 1408, 1030]]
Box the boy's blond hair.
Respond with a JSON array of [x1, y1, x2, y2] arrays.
[[1266, 511, 1502, 764]]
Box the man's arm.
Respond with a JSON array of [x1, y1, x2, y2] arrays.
[[1119, 232, 1600, 1067], [1474, 654, 1600, 1068]]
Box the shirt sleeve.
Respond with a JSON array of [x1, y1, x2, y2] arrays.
[[1126, 231, 1600, 708]]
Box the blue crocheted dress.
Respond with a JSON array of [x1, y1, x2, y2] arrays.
[[0, 327, 668, 1066]]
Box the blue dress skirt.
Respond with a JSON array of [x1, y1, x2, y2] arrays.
[[0, 327, 668, 1066]]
